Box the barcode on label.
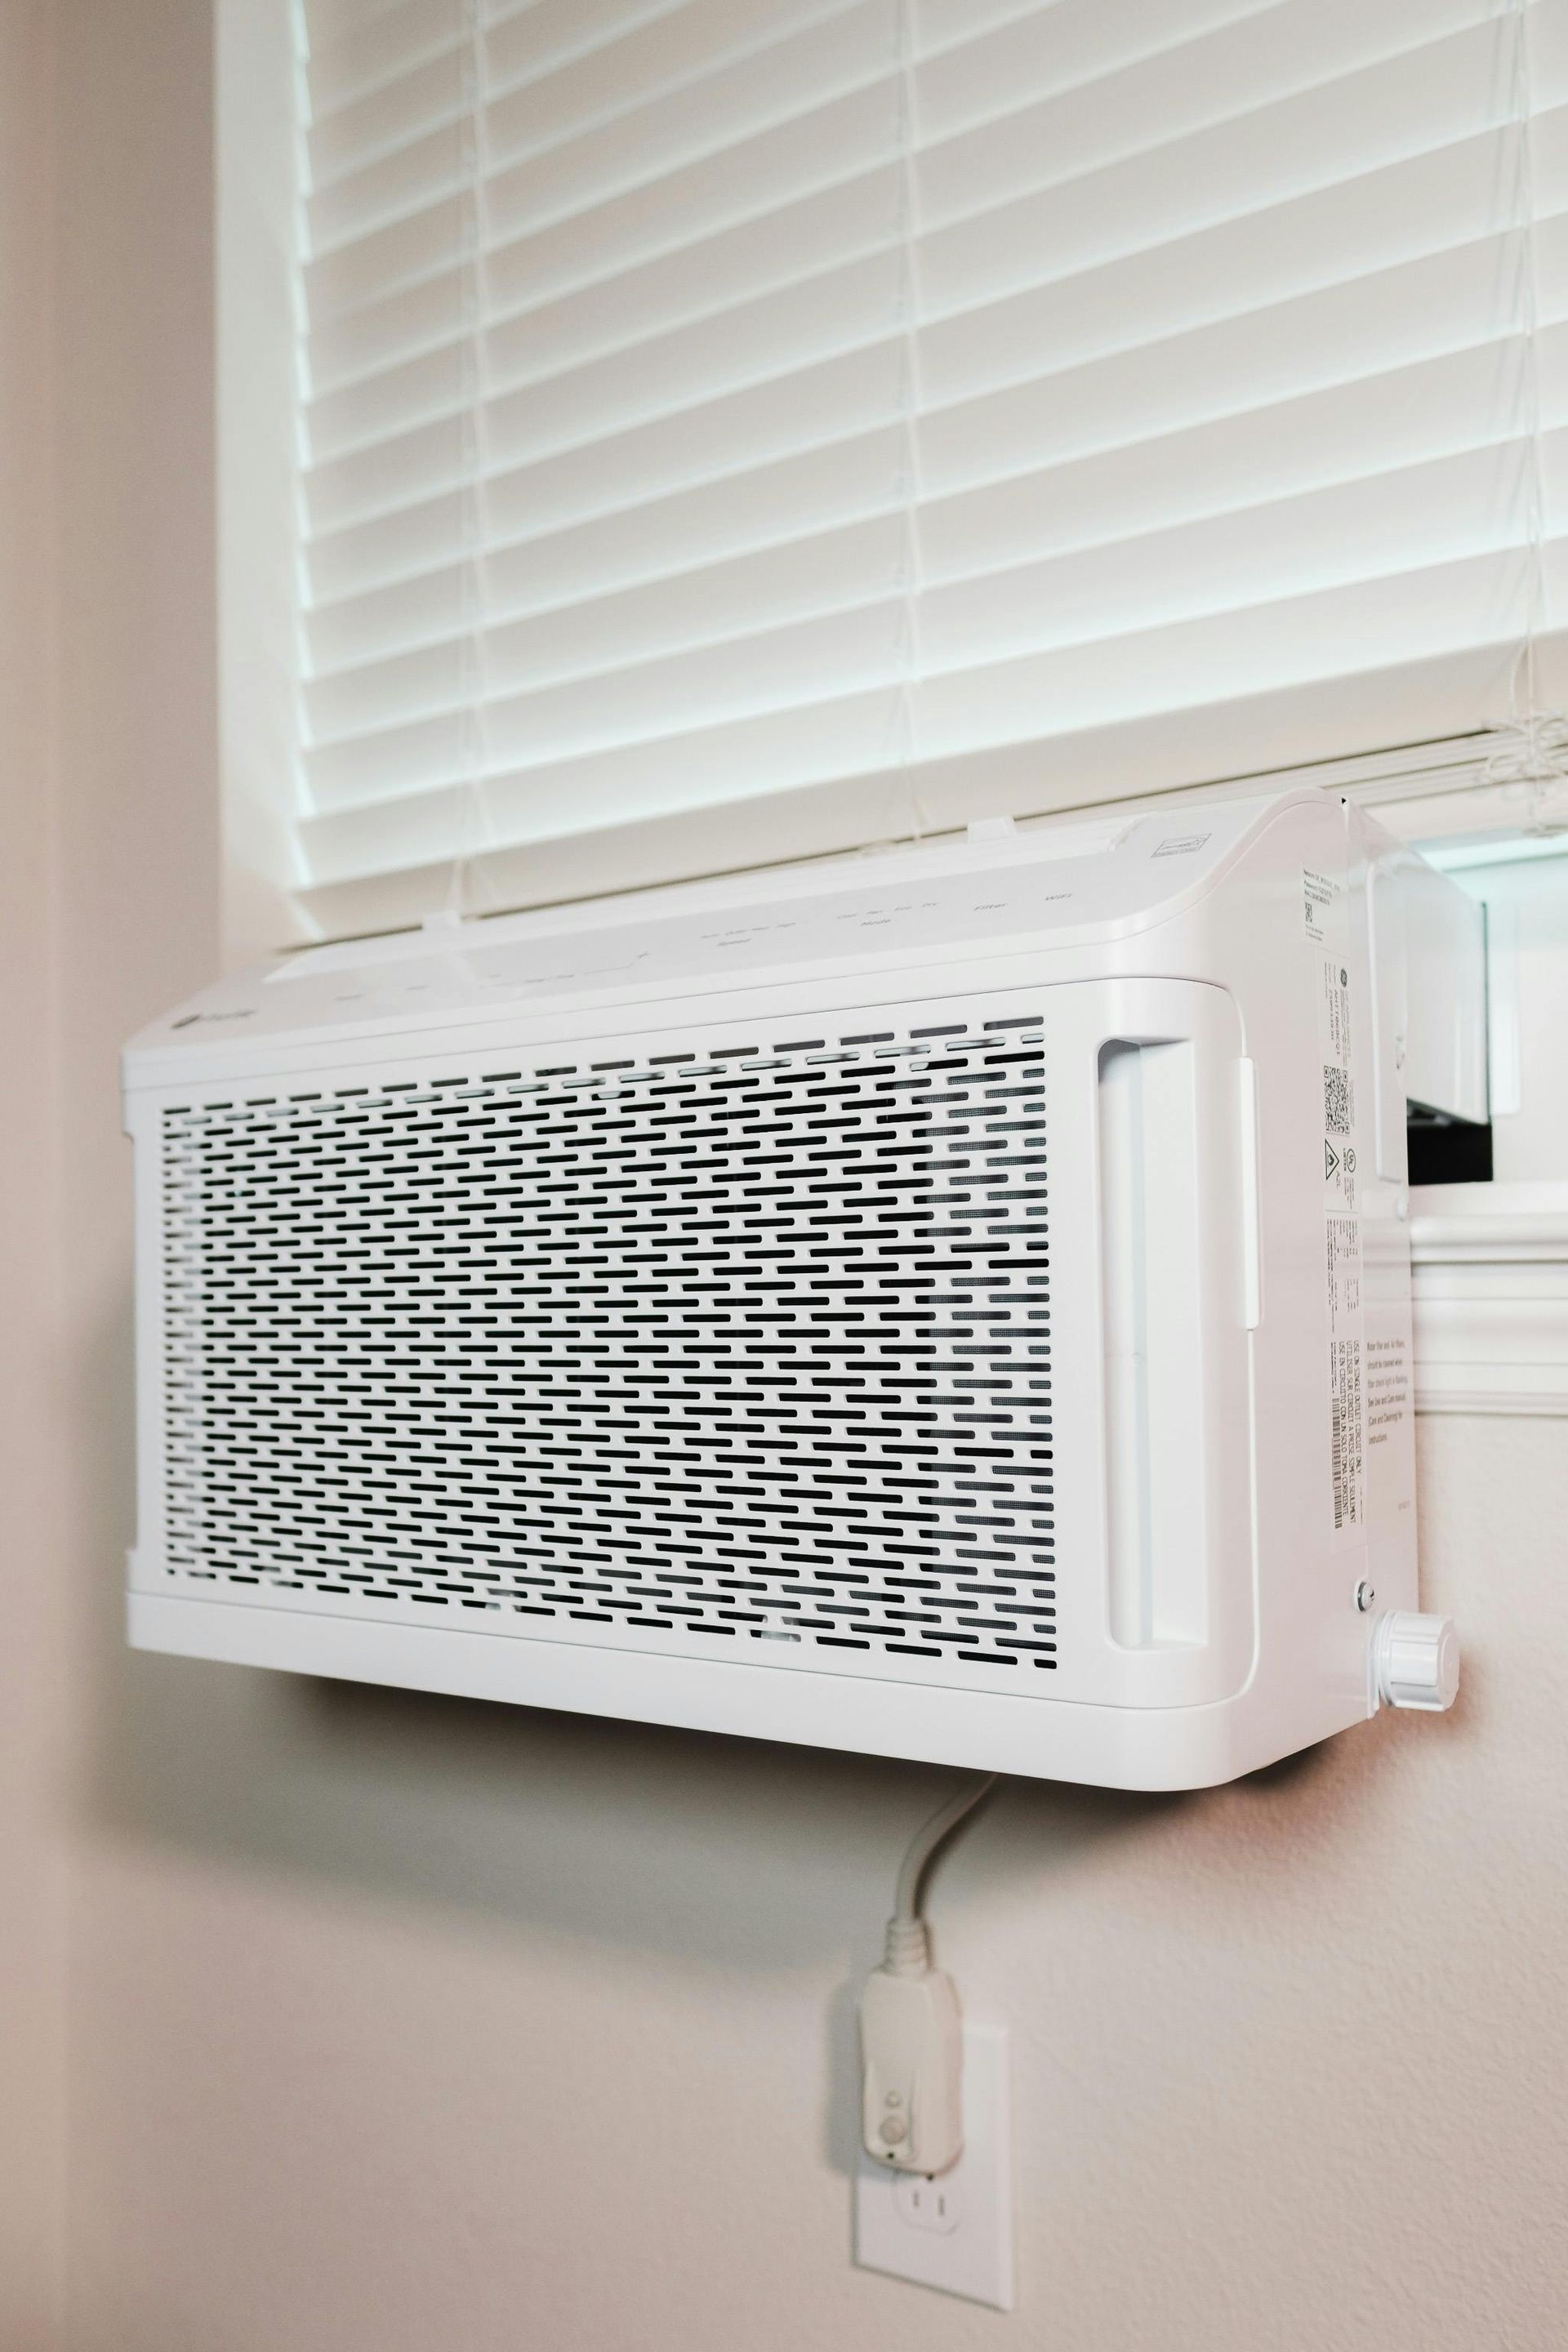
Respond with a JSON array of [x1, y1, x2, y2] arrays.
[[1324, 1063, 1354, 1135], [1330, 1339, 1362, 1532], [1331, 1393, 1345, 1528]]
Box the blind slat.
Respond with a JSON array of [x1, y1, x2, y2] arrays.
[[284, 641, 1545, 938], [308, 119, 469, 256], [915, 0, 1499, 211], [303, 214, 1520, 554], [309, 45, 466, 187], [307, 341, 906, 600], [485, 80, 904, 314], [482, 1, 736, 109], [483, 0, 867, 157], [301, 125, 1568, 474], [482, 2, 898, 235], [921, 131, 1522, 422], [308, 425, 909, 676], [923, 229, 1525, 498], [920, 17, 1511, 323], [303, 435, 1538, 791], [296, 542, 1542, 891], [307, 6, 1505, 341], [308, 0, 464, 121], [915, 0, 1276, 137], [278, 0, 1562, 933], [307, 325, 1525, 690], [303, 42, 1514, 434], [304, 188, 470, 324]]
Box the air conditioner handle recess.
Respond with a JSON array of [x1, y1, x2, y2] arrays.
[[1098, 1029, 1210, 1651], [1239, 1055, 1261, 1331]]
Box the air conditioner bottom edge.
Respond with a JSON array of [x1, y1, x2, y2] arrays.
[[126, 1590, 1370, 1793]]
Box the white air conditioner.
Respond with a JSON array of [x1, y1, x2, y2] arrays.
[[122, 791, 1482, 1788]]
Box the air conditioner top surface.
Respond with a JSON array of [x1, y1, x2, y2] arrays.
[[124, 790, 1316, 1087]]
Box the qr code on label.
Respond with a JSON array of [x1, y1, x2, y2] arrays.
[[1324, 1064, 1354, 1135]]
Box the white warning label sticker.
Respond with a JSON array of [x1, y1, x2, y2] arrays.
[[1326, 1218, 1363, 1537], [1365, 1321, 1414, 1521], [1366, 1338, 1410, 1436], [1318, 957, 1352, 1082], [1303, 868, 1336, 944], [1309, 866, 1365, 1545]]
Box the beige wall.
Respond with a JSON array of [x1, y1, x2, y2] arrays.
[[8, 6, 1566, 2349], [48, 3, 223, 2329], [60, 1440, 1568, 2352], [0, 3, 66, 2344]]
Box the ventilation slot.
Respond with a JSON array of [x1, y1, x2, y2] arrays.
[[158, 1022, 1057, 1693]]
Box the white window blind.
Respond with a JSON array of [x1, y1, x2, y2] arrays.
[[280, 0, 1568, 938]]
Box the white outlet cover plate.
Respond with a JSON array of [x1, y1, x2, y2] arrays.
[[855, 2020, 1013, 2310]]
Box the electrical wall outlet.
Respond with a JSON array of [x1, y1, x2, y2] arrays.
[[855, 2021, 1013, 2310]]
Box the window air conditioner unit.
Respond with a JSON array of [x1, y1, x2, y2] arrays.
[[122, 791, 1483, 1787]]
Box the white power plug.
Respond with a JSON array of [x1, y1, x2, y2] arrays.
[[860, 1927, 964, 2174], [857, 2021, 1013, 2310], [859, 1773, 997, 2175]]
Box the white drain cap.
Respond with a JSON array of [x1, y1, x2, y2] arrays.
[[1374, 1612, 1460, 1711]]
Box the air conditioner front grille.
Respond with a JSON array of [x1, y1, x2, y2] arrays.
[[158, 1018, 1056, 1689]]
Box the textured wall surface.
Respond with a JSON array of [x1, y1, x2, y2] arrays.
[[0, 5, 66, 2344], [60, 1423, 1568, 2352], [21, 7, 1568, 2350]]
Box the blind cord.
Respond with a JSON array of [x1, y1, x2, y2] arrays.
[[1488, 0, 1568, 826]]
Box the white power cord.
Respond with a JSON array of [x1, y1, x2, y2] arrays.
[[860, 1772, 998, 2175]]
